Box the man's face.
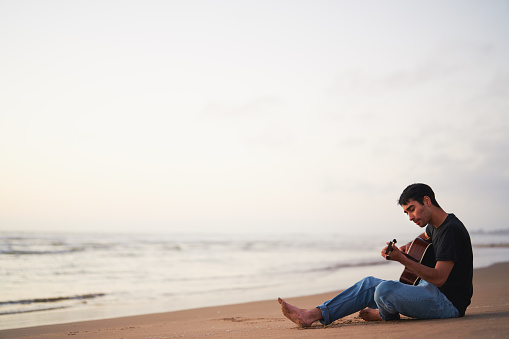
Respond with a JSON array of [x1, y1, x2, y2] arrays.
[[401, 198, 432, 228]]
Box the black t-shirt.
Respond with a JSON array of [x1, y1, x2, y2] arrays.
[[426, 214, 473, 317]]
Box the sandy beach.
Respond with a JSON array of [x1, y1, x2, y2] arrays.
[[2, 262, 508, 338]]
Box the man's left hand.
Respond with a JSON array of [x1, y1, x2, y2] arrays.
[[382, 243, 403, 261]]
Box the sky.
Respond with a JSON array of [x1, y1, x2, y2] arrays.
[[1, 0, 508, 235]]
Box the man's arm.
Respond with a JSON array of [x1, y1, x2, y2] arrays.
[[383, 245, 453, 287]]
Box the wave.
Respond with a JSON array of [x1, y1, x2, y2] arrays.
[[0, 247, 87, 255], [0, 293, 106, 307], [0, 293, 106, 316], [0, 305, 70, 316], [473, 243, 509, 248], [311, 260, 389, 273]]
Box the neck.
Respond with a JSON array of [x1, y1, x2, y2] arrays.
[[429, 208, 448, 228]]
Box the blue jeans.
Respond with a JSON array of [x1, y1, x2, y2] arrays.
[[317, 276, 459, 325]]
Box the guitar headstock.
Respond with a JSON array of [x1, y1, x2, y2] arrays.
[[385, 239, 397, 259]]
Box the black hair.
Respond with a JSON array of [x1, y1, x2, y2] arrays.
[[398, 183, 441, 208]]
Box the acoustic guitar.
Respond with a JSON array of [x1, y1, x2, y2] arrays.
[[385, 237, 436, 285]]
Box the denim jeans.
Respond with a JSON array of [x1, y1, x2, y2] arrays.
[[317, 276, 459, 325]]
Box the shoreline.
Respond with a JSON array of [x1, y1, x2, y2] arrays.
[[2, 262, 508, 338]]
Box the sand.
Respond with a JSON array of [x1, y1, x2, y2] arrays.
[[2, 262, 508, 338]]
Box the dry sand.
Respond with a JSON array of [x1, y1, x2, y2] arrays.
[[2, 262, 508, 338]]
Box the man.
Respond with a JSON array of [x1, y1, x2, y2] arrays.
[[278, 183, 473, 327]]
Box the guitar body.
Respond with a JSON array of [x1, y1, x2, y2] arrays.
[[399, 237, 435, 285]]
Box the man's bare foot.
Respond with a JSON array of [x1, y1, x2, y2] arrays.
[[278, 298, 323, 327], [359, 308, 383, 321]]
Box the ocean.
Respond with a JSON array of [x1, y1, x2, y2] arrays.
[[1, 230, 508, 330]]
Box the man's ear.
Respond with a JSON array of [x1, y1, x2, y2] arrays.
[[423, 196, 431, 206]]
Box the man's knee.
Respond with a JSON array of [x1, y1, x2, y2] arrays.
[[362, 276, 381, 285], [374, 280, 399, 304], [374, 281, 402, 321], [356, 276, 382, 291]]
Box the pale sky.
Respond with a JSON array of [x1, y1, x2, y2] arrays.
[[1, 0, 508, 235]]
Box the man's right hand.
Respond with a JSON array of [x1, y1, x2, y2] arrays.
[[399, 242, 412, 254]]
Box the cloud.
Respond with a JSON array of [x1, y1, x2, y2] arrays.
[[331, 41, 499, 97]]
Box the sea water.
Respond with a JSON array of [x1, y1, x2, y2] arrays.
[[1, 230, 508, 330]]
